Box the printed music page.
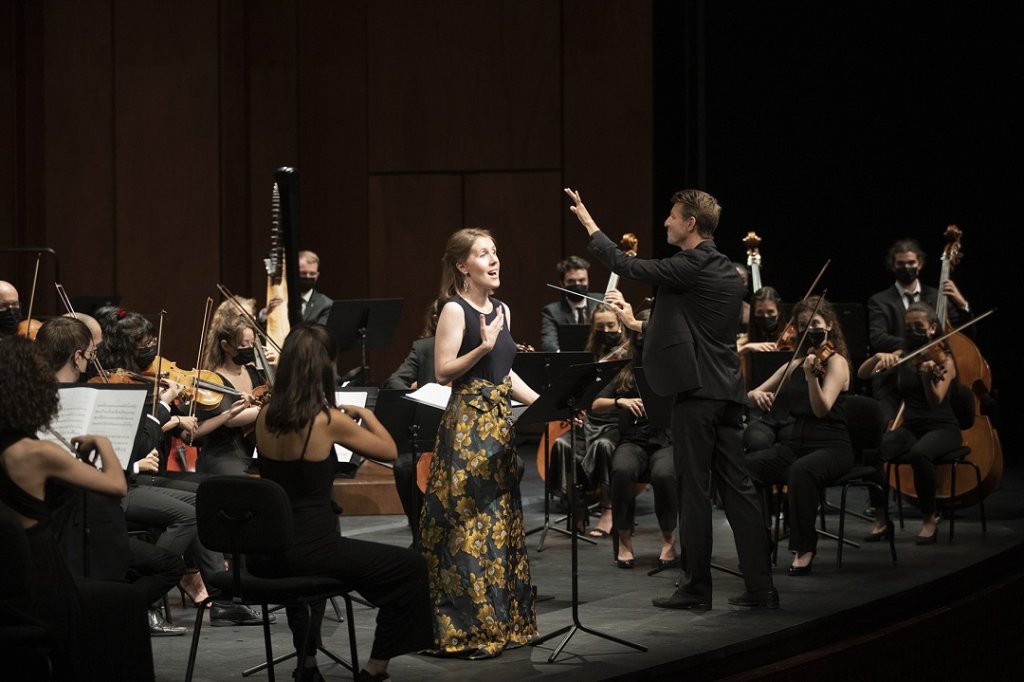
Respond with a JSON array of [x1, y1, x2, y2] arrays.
[[38, 384, 149, 469], [333, 390, 368, 463]]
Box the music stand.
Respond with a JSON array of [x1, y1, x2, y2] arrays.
[[513, 351, 591, 550], [326, 298, 404, 386], [375, 389, 443, 549], [556, 323, 590, 352], [520, 360, 645, 662]]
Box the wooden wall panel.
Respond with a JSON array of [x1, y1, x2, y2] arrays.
[[297, 0, 369, 299], [366, 174, 462, 383], [0, 0, 15, 259], [367, 0, 561, 173], [562, 0, 653, 308], [114, 0, 221, 361], [43, 0, 115, 304], [463, 172, 562, 350]]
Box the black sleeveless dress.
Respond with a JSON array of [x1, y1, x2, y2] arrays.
[[0, 430, 85, 681], [251, 423, 432, 661], [419, 295, 537, 658]]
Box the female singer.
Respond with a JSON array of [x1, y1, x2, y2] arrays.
[[745, 295, 853, 575], [857, 302, 958, 544], [551, 303, 629, 537], [252, 323, 431, 682], [193, 315, 262, 475], [420, 228, 539, 659], [0, 335, 129, 680], [588, 307, 678, 569]]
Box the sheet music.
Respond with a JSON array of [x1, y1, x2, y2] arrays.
[[334, 391, 368, 463], [38, 385, 148, 470]]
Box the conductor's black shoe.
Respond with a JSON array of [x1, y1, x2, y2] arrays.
[[727, 587, 779, 609], [148, 608, 187, 636], [652, 589, 711, 610], [210, 603, 276, 626]]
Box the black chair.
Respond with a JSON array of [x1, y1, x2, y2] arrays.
[[184, 476, 359, 682], [887, 381, 986, 542], [0, 502, 54, 680], [828, 394, 897, 568]]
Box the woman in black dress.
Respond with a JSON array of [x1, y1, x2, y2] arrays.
[[745, 295, 853, 575], [252, 323, 432, 682], [857, 302, 959, 544]]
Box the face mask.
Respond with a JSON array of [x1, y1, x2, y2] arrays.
[[804, 327, 827, 348], [233, 347, 256, 366], [136, 346, 158, 370], [298, 277, 316, 294], [754, 315, 779, 332], [893, 266, 919, 285], [565, 283, 588, 301], [904, 327, 930, 349], [596, 330, 622, 347], [0, 306, 21, 335]]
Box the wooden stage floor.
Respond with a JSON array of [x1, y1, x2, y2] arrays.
[[154, 454, 1024, 681]]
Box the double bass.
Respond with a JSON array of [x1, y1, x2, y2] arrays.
[[888, 225, 1002, 505]]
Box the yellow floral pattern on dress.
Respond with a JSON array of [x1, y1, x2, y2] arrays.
[[419, 376, 537, 658]]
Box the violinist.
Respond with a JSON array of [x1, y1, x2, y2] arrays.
[[211, 294, 279, 367], [857, 302, 958, 545], [550, 303, 630, 537], [193, 315, 263, 476], [745, 295, 853, 576], [589, 306, 678, 569], [739, 287, 794, 453], [0, 279, 21, 336]]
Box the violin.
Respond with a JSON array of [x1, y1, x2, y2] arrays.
[[775, 323, 798, 352], [141, 356, 242, 410], [17, 318, 43, 339], [808, 340, 836, 378], [911, 343, 949, 385]]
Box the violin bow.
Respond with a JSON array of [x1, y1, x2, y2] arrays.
[[20, 253, 41, 337], [151, 310, 167, 417], [873, 308, 996, 375], [776, 259, 830, 343], [55, 282, 110, 382], [216, 283, 279, 388], [188, 298, 215, 423], [769, 289, 827, 404]]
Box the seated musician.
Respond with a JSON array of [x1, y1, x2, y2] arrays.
[[739, 287, 794, 453], [549, 303, 628, 536], [539, 255, 598, 351], [745, 296, 854, 576], [589, 307, 678, 569], [857, 302, 958, 545], [0, 279, 21, 336]]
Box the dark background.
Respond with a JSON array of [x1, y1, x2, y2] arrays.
[[2, 1, 1018, 446]]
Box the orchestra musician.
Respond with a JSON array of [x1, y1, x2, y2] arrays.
[[0, 279, 21, 336], [857, 302, 959, 545], [539, 255, 599, 351], [745, 295, 853, 576], [420, 228, 540, 658]]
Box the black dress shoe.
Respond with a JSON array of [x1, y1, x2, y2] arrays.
[[148, 608, 188, 636], [787, 553, 814, 576], [210, 603, 276, 626], [652, 589, 711, 610], [727, 587, 779, 609], [915, 530, 938, 545]]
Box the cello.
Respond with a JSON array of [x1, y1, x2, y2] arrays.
[[888, 225, 1003, 506]]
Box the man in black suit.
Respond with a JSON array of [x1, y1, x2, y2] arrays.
[[866, 238, 972, 418], [566, 187, 776, 610], [296, 250, 334, 324], [539, 255, 599, 351]]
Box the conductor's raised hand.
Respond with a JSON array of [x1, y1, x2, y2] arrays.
[[564, 188, 600, 235], [479, 307, 505, 352]]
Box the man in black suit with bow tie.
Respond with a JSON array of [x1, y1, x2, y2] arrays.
[[565, 187, 776, 611]]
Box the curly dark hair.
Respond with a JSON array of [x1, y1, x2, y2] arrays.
[[97, 309, 154, 372], [791, 295, 850, 364], [262, 323, 337, 435], [0, 336, 60, 434]]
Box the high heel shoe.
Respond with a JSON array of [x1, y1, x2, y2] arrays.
[[178, 568, 209, 607], [915, 529, 938, 545], [863, 521, 894, 543], [616, 557, 635, 569], [787, 553, 814, 576]]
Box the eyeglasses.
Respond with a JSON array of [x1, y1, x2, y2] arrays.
[[79, 348, 97, 361]]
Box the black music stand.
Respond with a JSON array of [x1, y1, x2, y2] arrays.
[[521, 359, 645, 663], [326, 298, 404, 386], [375, 389, 443, 549], [513, 351, 591, 551], [556, 324, 590, 352]]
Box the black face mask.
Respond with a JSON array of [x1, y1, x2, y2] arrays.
[[754, 315, 779, 332], [904, 327, 930, 349], [804, 327, 827, 349], [596, 330, 622, 347], [565, 283, 588, 302], [298, 277, 316, 294], [233, 347, 256, 366], [136, 347, 158, 371], [0, 306, 21, 336], [893, 266, 919, 285]]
